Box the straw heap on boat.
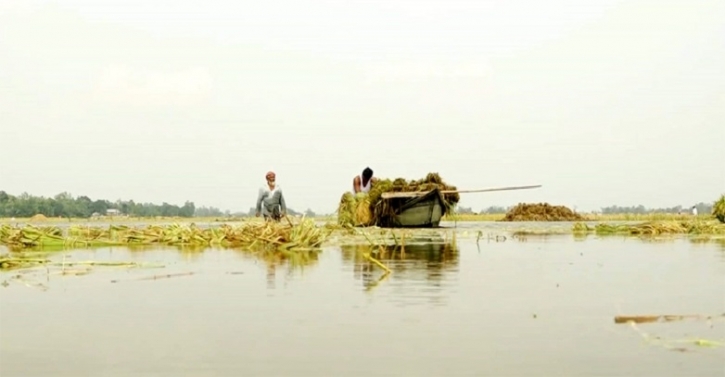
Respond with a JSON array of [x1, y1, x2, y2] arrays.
[[337, 173, 460, 227], [713, 194, 725, 224]]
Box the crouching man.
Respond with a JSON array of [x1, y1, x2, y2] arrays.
[[353, 167, 377, 194]]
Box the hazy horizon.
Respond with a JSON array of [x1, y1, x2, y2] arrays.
[[0, 188, 719, 215], [1, 0, 723, 214]]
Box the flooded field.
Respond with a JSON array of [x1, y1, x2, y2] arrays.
[[1, 222, 724, 376]]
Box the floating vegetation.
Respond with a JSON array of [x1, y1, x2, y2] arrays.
[[614, 314, 725, 324], [0, 219, 330, 252], [573, 221, 725, 235], [0, 255, 50, 270], [502, 203, 585, 221], [337, 172, 460, 228], [110, 272, 195, 283], [0, 251, 167, 290], [623, 318, 725, 353], [713, 194, 725, 224]]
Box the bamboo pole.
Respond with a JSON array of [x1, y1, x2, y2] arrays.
[[380, 184, 542, 199]]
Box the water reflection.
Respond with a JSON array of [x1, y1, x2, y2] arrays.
[[226, 248, 321, 289], [339, 242, 459, 302], [0, 243, 322, 291]]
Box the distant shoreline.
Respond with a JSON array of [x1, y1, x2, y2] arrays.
[[0, 212, 712, 224]]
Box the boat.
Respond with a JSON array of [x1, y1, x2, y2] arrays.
[[338, 183, 542, 228], [378, 187, 449, 228]]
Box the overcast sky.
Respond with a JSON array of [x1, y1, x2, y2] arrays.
[[1, 0, 723, 213]]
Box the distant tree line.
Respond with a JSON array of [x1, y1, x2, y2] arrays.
[[0, 191, 314, 218], [599, 203, 712, 215], [454, 206, 509, 214], [0, 191, 196, 218]]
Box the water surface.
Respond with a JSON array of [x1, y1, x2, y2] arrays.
[[1, 235, 724, 376]]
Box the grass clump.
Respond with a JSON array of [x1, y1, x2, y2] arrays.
[[713, 194, 725, 224]]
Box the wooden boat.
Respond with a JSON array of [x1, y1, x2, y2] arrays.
[[379, 187, 449, 228], [340, 184, 541, 229]]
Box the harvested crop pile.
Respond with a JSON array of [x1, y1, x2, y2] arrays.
[[337, 192, 373, 227], [713, 195, 725, 224], [0, 220, 329, 251], [29, 214, 48, 222], [502, 202, 585, 221], [337, 172, 460, 227]]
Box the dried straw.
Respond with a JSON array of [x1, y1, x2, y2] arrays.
[[0, 220, 330, 252]]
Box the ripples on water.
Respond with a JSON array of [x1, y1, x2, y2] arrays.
[[1, 232, 724, 377]]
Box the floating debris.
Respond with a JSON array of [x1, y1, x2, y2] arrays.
[[614, 314, 725, 324], [626, 321, 725, 353], [0, 256, 50, 270], [110, 272, 194, 283]]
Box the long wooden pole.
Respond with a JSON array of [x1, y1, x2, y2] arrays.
[[380, 184, 542, 199]]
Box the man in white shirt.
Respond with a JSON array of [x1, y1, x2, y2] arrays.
[[255, 171, 287, 221], [353, 167, 378, 194], [691, 206, 698, 216]]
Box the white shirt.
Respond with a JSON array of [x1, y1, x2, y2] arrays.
[[256, 185, 286, 215], [358, 176, 372, 193]]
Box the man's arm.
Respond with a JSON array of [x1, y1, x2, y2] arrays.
[[279, 190, 287, 214], [352, 176, 361, 193], [255, 189, 264, 215]]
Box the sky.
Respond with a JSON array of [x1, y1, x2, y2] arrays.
[[1, 0, 723, 214]]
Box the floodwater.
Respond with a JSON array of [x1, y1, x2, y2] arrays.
[[1, 226, 724, 376]]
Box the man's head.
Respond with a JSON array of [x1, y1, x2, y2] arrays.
[[266, 171, 276, 183], [362, 167, 373, 180]]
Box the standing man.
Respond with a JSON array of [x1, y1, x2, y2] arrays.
[[692, 206, 698, 216], [256, 171, 287, 222], [353, 167, 377, 194]]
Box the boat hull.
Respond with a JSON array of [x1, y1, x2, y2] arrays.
[[386, 188, 447, 228]]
